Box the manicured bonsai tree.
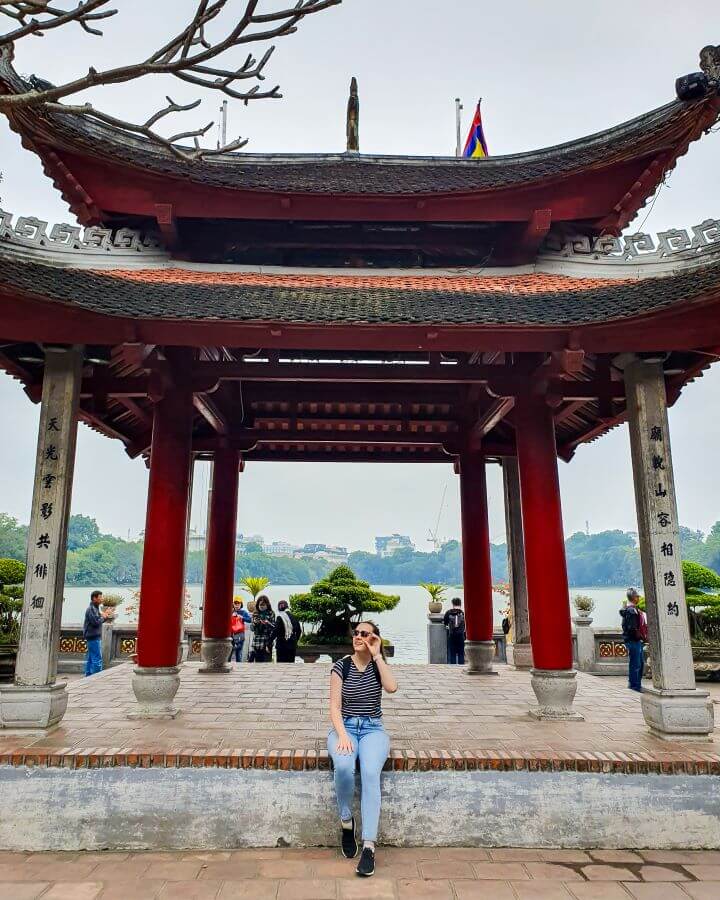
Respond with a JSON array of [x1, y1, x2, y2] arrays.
[[683, 561, 720, 641], [0, 558, 26, 646], [290, 565, 399, 642]]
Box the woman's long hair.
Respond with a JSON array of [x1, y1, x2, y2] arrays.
[[357, 619, 387, 661]]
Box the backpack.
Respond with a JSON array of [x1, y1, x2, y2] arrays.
[[341, 654, 380, 683], [638, 610, 649, 643], [447, 609, 466, 638]]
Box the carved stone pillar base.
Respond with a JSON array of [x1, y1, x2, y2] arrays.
[[199, 638, 232, 673], [465, 640, 497, 675], [129, 666, 180, 719], [0, 682, 68, 730], [529, 668, 584, 721], [508, 642, 533, 670], [641, 686, 714, 741]]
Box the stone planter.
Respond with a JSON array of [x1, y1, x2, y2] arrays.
[[691, 643, 720, 680], [0, 645, 17, 683], [428, 601, 443, 614], [297, 643, 395, 663]]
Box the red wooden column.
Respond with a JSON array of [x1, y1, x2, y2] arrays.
[[458, 450, 496, 674], [515, 392, 582, 720], [199, 449, 242, 673], [132, 385, 194, 719]]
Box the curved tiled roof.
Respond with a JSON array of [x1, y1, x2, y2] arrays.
[[1, 256, 720, 326], [1, 50, 718, 197]]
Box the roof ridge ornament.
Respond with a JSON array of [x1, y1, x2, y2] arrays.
[[346, 76, 359, 153], [541, 218, 720, 266], [0, 209, 168, 267], [700, 45, 720, 84]]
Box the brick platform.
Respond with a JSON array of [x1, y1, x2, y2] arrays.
[[0, 663, 718, 774], [1, 847, 720, 899]]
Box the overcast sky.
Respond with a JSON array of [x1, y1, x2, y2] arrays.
[[1, 1, 719, 551]]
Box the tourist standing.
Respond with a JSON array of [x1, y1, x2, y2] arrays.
[[274, 599, 302, 662], [620, 588, 645, 692], [443, 597, 466, 665], [229, 597, 252, 663], [250, 595, 276, 662], [328, 621, 397, 877], [83, 590, 110, 676]]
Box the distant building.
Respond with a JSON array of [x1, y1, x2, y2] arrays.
[[375, 534, 415, 557], [237, 533, 265, 551], [262, 541, 299, 556], [187, 529, 206, 553], [296, 543, 348, 563]]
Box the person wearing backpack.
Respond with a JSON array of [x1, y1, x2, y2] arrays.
[[274, 599, 302, 662], [328, 621, 398, 878], [443, 597, 466, 664], [620, 588, 645, 692]]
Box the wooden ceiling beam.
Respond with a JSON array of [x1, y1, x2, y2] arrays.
[[193, 393, 229, 435]]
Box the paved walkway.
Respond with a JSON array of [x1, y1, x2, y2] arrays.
[[0, 664, 718, 769], [0, 848, 719, 899]]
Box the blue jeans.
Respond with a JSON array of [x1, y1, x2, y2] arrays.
[[85, 638, 102, 676], [229, 637, 244, 662], [447, 635, 465, 664], [328, 716, 390, 842], [625, 639, 644, 691]]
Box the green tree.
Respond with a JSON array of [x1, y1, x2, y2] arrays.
[[0, 558, 26, 645], [0, 513, 27, 561], [67, 515, 102, 552], [290, 566, 399, 640]]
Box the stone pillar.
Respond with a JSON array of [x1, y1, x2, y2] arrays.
[[625, 358, 713, 740], [427, 613, 446, 664], [458, 451, 495, 674], [200, 448, 241, 673], [502, 457, 532, 670], [515, 393, 582, 720], [131, 385, 194, 718], [573, 616, 595, 673], [0, 346, 82, 729]]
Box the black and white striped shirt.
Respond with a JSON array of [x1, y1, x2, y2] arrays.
[[332, 658, 383, 718]]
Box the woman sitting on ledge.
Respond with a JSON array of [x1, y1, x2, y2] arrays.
[[328, 621, 398, 877]]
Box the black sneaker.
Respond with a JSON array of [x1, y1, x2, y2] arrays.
[[356, 846, 375, 877], [341, 817, 358, 859]]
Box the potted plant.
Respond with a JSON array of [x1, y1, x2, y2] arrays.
[[291, 566, 399, 659], [101, 592, 124, 621], [239, 576, 270, 613], [0, 558, 26, 682], [420, 582, 446, 614], [572, 594, 595, 618]]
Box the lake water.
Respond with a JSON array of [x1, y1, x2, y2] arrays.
[[61, 584, 627, 664]]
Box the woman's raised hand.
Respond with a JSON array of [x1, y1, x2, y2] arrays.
[[364, 633, 382, 659]]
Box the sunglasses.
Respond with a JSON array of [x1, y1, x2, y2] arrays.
[[352, 629, 375, 638]]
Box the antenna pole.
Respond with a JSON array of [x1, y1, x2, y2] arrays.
[[218, 100, 228, 149], [455, 97, 463, 157]]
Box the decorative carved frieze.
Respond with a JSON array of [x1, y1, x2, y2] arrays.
[[0, 209, 168, 268], [542, 218, 720, 265]]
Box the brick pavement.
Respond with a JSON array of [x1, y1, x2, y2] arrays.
[[0, 664, 718, 773], [1, 848, 720, 899]]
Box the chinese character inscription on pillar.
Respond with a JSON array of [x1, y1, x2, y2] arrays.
[[626, 358, 695, 693], [15, 349, 82, 686]]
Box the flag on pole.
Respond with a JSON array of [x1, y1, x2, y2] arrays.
[[462, 100, 489, 159]]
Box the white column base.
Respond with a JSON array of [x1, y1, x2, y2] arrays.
[[641, 686, 714, 741], [0, 682, 68, 729], [529, 668, 584, 721], [198, 638, 232, 673], [129, 666, 181, 719], [508, 642, 533, 670], [465, 640, 497, 675]]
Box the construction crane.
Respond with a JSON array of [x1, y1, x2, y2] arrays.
[[427, 482, 449, 551]]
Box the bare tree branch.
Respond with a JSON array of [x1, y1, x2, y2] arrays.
[[0, 0, 342, 159], [0, 1, 116, 41]]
